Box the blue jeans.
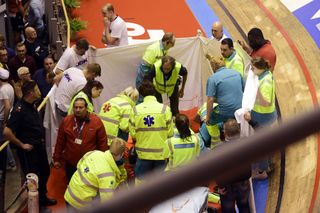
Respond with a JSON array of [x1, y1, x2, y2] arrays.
[[135, 159, 165, 180], [251, 110, 277, 171], [251, 110, 277, 127]]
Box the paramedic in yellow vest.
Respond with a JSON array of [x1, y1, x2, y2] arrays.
[[145, 55, 187, 116], [129, 81, 174, 183], [163, 114, 200, 171], [99, 86, 139, 145], [220, 38, 244, 77], [64, 138, 127, 211], [136, 32, 175, 89], [244, 57, 277, 127], [244, 57, 277, 179]]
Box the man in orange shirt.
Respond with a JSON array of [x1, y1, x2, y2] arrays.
[[53, 97, 108, 182], [238, 27, 277, 72]]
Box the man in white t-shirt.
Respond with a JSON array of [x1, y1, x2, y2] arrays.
[[211, 21, 228, 42], [0, 68, 14, 124], [0, 68, 16, 170], [101, 3, 128, 47], [54, 39, 91, 74], [54, 63, 101, 117]]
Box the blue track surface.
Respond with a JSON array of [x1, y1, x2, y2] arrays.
[[185, 0, 230, 38], [186, 1, 269, 212]]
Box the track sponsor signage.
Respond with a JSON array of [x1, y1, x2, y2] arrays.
[[281, 0, 320, 48]]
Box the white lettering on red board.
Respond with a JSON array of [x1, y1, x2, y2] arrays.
[[126, 22, 165, 44]]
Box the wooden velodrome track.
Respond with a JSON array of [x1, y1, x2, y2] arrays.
[[44, 0, 320, 212], [207, 0, 320, 212]]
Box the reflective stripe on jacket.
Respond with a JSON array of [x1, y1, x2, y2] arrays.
[[129, 96, 173, 160], [142, 41, 167, 65], [225, 51, 244, 77], [64, 150, 126, 209], [99, 95, 135, 145], [164, 133, 200, 171], [153, 60, 181, 96], [253, 70, 275, 113]]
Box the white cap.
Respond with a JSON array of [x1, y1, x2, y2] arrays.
[[0, 67, 9, 80]]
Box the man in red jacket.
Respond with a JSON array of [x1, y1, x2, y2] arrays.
[[53, 97, 108, 182]]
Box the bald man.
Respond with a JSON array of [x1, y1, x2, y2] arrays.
[[24, 27, 48, 68], [211, 21, 228, 42]]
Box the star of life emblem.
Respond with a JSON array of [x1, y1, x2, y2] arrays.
[[143, 115, 154, 127]]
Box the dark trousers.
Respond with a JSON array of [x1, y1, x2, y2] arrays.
[[155, 83, 180, 116], [220, 180, 251, 213], [16, 143, 50, 202], [135, 159, 166, 180], [65, 162, 77, 183]]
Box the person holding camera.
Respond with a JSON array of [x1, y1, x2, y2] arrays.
[[53, 97, 108, 182]]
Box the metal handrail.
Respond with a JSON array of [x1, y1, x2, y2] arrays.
[[60, 0, 70, 47], [85, 108, 320, 213], [0, 94, 50, 153]]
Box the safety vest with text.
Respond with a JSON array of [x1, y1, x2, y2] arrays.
[[64, 150, 127, 209], [164, 133, 200, 171], [129, 96, 174, 160], [153, 60, 181, 96], [99, 95, 135, 145]]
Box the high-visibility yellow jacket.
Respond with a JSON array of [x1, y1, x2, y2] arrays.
[[142, 41, 167, 65], [129, 96, 174, 160], [164, 132, 200, 171], [224, 51, 244, 77], [64, 150, 127, 209], [153, 60, 181, 96], [98, 95, 135, 145], [68, 91, 94, 115], [253, 70, 275, 113], [197, 102, 219, 122]]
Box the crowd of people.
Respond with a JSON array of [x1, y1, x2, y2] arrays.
[[0, 2, 278, 212]]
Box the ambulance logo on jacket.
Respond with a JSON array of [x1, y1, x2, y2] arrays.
[[143, 115, 154, 127], [84, 167, 89, 173], [103, 103, 111, 113]]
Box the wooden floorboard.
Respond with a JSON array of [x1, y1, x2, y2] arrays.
[[206, 0, 320, 212]]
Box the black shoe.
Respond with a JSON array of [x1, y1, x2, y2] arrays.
[[40, 197, 57, 206]]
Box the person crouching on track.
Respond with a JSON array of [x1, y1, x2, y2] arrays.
[[215, 119, 251, 213], [99, 86, 139, 146], [163, 114, 200, 171], [64, 138, 127, 211]]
